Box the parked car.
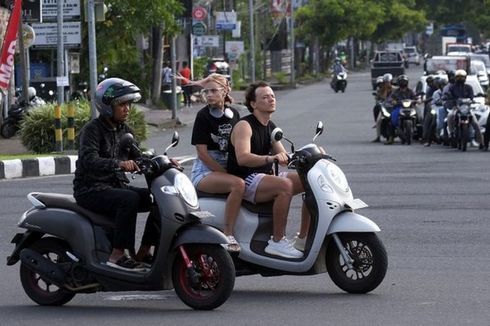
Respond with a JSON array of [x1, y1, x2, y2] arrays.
[[206, 58, 231, 80], [404, 46, 420, 65]]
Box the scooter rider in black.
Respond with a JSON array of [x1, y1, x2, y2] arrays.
[[444, 69, 483, 149], [73, 78, 160, 272], [385, 75, 417, 145]]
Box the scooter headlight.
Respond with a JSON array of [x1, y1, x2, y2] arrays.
[[326, 163, 349, 193], [161, 174, 199, 208]]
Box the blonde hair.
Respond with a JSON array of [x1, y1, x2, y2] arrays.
[[204, 73, 233, 104]]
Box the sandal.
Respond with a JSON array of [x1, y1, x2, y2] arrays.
[[106, 253, 147, 272], [225, 235, 241, 252]]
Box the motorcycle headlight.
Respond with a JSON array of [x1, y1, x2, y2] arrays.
[[161, 174, 199, 208], [326, 163, 349, 193]]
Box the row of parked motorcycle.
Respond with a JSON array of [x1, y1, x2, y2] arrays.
[[372, 79, 489, 152]]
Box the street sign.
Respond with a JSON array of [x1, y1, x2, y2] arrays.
[[42, 0, 80, 21], [192, 22, 206, 36], [192, 6, 207, 21], [215, 11, 236, 30], [31, 21, 81, 48]]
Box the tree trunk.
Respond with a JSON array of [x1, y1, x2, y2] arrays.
[[151, 24, 164, 105]]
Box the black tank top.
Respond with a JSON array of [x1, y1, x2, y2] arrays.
[[227, 114, 276, 178]]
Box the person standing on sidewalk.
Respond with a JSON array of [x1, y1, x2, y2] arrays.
[[190, 73, 244, 251], [179, 61, 192, 108]]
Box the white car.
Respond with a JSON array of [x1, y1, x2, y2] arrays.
[[403, 46, 420, 65], [470, 60, 489, 90]]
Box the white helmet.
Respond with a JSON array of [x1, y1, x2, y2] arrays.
[[27, 87, 36, 100], [95, 78, 141, 118]]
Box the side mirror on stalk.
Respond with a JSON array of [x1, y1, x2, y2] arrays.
[[271, 127, 294, 152], [313, 121, 324, 142], [164, 131, 180, 155], [120, 133, 141, 155]]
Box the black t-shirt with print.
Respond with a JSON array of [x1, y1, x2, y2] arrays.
[[191, 105, 240, 152]]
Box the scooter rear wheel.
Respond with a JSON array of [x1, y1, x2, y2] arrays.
[[326, 232, 387, 294], [172, 244, 235, 310], [1, 120, 17, 139], [19, 237, 76, 306]]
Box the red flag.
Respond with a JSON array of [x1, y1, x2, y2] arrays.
[[0, 0, 22, 92]]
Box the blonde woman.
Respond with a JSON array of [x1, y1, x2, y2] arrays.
[[188, 73, 244, 250]]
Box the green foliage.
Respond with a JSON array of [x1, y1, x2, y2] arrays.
[[192, 56, 209, 80], [273, 71, 288, 84], [20, 101, 147, 154]]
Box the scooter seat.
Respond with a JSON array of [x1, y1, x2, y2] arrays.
[[30, 192, 116, 229], [196, 190, 273, 215]]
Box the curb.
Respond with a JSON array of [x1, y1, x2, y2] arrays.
[[0, 155, 78, 180], [0, 155, 195, 180]]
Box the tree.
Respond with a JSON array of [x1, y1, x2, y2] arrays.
[[78, 0, 183, 103]]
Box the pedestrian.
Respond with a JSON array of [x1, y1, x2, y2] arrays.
[[179, 61, 192, 108], [162, 62, 172, 91]]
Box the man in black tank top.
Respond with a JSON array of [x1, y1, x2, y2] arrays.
[[227, 81, 310, 259]]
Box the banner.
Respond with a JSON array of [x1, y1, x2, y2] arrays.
[[0, 0, 22, 92]]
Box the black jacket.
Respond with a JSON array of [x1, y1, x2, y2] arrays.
[[73, 116, 139, 198]]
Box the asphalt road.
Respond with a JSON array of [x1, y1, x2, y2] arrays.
[[1, 65, 489, 325]]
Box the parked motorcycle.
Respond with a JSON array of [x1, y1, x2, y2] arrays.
[[1, 87, 46, 139], [198, 122, 388, 294], [331, 71, 348, 93], [6, 132, 235, 310]]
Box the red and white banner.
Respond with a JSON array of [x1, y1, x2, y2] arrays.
[[0, 0, 22, 92]]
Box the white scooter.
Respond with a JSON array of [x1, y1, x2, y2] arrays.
[[199, 122, 388, 294]]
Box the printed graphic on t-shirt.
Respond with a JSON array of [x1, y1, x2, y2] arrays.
[[211, 123, 233, 152]]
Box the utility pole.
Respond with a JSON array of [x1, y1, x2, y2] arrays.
[[56, 0, 64, 104], [290, 0, 295, 87], [87, 0, 98, 119], [248, 0, 255, 82]]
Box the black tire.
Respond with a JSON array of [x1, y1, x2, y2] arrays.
[[460, 124, 468, 152], [1, 120, 17, 139], [19, 237, 76, 306], [172, 245, 235, 310], [403, 120, 413, 145], [326, 233, 387, 294]]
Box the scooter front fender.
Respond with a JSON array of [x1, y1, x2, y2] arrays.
[[327, 211, 381, 234], [172, 224, 229, 249]]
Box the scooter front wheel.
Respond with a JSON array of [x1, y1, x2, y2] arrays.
[[326, 232, 387, 294], [172, 244, 235, 310], [19, 237, 76, 306]]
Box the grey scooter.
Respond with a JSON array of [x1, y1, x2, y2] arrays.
[[6, 133, 235, 310]]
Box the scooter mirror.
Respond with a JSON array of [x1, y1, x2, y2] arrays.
[[271, 128, 283, 142], [316, 121, 324, 135], [120, 133, 135, 151], [171, 131, 179, 147]]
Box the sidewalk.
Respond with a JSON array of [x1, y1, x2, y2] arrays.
[[0, 89, 246, 179]]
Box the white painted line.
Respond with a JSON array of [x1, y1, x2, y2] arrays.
[[104, 293, 174, 301], [3, 159, 22, 179], [37, 157, 56, 176]]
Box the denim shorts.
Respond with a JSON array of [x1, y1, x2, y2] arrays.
[[191, 150, 228, 188]]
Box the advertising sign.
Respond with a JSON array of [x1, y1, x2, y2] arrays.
[[22, 0, 42, 22]]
